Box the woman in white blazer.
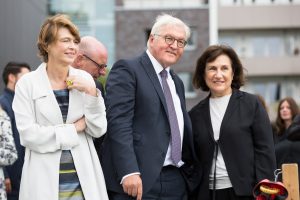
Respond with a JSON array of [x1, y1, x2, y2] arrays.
[[12, 14, 108, 200]]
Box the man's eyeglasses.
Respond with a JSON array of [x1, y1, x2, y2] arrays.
[[154, 34, 187, 48], [83, 54, 107, 69]]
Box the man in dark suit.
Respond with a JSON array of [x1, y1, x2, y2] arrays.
[[0, 62, 30, 200], [101, 14, 196, 200], [72, 36, 108, 157]]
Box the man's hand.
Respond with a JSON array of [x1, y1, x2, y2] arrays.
[[122, 174, 143, 200], [5, 178, 12, 193]]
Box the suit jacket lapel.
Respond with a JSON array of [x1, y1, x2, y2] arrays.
[[140, 52, 169, 117]]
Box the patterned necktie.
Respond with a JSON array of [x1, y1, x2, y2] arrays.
[[160, 69, 182, 166]]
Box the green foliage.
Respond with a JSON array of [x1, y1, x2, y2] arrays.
[[97, 67, 110, 92]]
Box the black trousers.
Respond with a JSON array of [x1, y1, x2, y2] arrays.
[[209, 188, 254, 200], [109, 165, 187, 200]]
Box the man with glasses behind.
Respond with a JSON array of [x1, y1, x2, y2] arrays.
[[72, 36, 108, 95], [72, 36, 108, 158], [101, 13, 197, 200]]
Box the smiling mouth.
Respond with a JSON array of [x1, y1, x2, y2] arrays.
[[166, 51, 176, 56], [65, 52, 76, 55], [213, 81, 224, 84]]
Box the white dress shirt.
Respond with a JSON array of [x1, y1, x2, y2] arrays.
[[146, 49, 184, 167]]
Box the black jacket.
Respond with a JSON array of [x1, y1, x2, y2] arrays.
[[189, 90, 276, 199]]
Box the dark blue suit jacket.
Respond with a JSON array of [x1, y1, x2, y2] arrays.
[[101, 52, 196, 194], [0, 88, 25, 200]]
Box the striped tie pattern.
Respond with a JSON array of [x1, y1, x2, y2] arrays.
[[160, 69, 182, 166]]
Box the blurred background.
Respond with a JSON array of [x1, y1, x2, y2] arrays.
[[0, 0, 299, 120]]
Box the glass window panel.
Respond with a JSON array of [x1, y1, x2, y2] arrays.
[[177, 72, 197, 98], [185, 28, 197, 51], [268, 37, 283, 56], [252, 37, 266, 56]]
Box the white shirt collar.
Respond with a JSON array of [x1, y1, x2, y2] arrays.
[[146, 49, 171, 76]]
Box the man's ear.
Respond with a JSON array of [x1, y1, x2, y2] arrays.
[[73, 54, 84, 66], [7, 73, 16, 84], [149, 34, 154, 42]]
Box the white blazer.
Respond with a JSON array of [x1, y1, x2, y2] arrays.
[[12, 63, 108, 200]]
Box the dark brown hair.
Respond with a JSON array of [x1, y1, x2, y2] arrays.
[[37, 14, 80, 62], [2, 62, 31, 85], [192, 44, 245, 91]]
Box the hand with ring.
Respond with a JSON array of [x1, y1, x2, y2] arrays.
[[66, 80, 73, 86], [66, 76, 97, 96]]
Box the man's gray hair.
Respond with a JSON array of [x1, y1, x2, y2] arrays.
[[151, 13, 191, 40]]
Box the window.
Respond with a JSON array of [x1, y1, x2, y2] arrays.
[[219, 30, 300, 57], [242, 77, 300, 121], [177, 72, 197, 98], [185, 27, 197, 51]]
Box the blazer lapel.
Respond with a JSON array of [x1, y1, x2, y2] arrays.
[[140, 52, 169, 117], [219, 90, 241, 138], [33, 63, 63, 124], [202, 97, 215, 141]]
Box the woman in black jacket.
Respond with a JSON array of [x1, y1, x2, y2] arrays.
[[189, 45, 276, 200]]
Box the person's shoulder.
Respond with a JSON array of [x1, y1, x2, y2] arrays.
[[70, 66, 88, 75], [16, 70, 34, 86], [235, 90, 258, 104], [275, 139, 292, 154], [293, 114, 300, 124], [189, 96, 208, 115], [16, 63, 46, 89], [287, 114, 300, 141], [0, 94, 9, 108], [0, 93, 6, 102], [235, 90, 255, 99], [20, 63, 43, 82], [70, 66, 93, 79], [113, 52, 146, 68]]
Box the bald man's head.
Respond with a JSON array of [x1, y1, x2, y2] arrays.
[[79, 36, 107, 56], [73, 36, 108, 79]]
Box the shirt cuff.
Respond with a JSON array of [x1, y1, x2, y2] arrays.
[[120, 172, 141, 184]]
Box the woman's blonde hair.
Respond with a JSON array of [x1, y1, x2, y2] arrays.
[[37, 14, 80, 62]]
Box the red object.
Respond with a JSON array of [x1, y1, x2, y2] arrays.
[[253, 179, 288, 200]]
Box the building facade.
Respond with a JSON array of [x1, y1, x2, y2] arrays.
[[48, 0, 115, 67], [219, 0, 300, 119], [0, 0, 47, 90]]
